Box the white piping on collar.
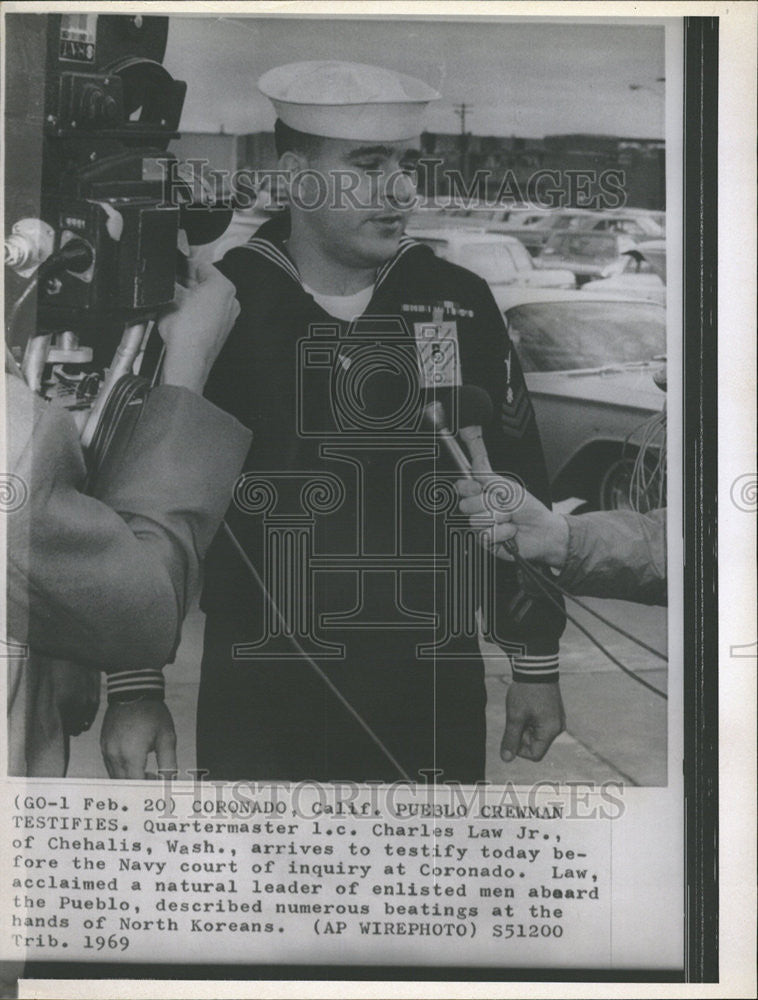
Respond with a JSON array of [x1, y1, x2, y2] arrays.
[[239, 233, 422, 293], [375, 236, 420, 290], [239, 237, 301, 284]]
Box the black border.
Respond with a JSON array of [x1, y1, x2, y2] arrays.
[[682, 14, 719, 985], [6, 12, 720, 992]]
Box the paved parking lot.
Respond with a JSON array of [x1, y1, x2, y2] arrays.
[[69, 597, 667, 786]]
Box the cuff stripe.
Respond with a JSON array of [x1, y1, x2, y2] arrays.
[[512, 666, 560, 675], [512, 654, 559, 683], [107, 671, 164, 692], [514, 655, 560, 663]]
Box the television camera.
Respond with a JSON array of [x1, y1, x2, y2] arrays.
[[4, 13, 232, 448]]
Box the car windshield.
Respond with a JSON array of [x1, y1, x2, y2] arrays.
[[502, 210, 548, 226], [543, 213, 591, 230], [592, 216, 663, 237], [547, 233, 619, 258], [503, 240, 533, 271], [519, 214, 552, 227], [506, 300, 665, 372], [618, 253, 656, 274]]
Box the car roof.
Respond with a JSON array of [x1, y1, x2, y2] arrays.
[[549, 224, 631, 235], [407, 227, 522, 247], [606, 206, 665, 214], [493, 286, 665, 311], [632, 238, 666, 252], [545, 229, 638, 248], [526, 368, 666, 410], [488, 207, 596, 221]]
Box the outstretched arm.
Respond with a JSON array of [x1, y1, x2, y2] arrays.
[[457, 476, 667, 606]]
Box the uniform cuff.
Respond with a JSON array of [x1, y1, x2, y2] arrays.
[[512, 652, 560, 684], [107, 669, 165, 703]]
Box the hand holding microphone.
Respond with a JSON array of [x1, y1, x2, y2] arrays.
[[423, 385, 517, 557], [457, 474, 570, 569], [426, 386, 570, 569]]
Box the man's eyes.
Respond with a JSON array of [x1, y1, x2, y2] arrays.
[[351, 161, 418, 174]]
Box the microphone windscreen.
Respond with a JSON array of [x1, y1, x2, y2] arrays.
[[460, 385, 494, 428], [181, 205, 234, 246]]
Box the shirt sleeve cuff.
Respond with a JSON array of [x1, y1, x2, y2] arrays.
[[553, 514, 592, 593], [107, 669, 165, 704]]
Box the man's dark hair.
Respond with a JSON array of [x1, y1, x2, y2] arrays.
[[274, 119, 324, 159]]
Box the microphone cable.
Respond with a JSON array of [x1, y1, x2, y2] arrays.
[[221, 520, 414, 782]]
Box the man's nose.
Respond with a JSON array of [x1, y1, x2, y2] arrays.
[[385, 170, 417, 208]]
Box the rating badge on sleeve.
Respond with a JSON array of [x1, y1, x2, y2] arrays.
[[500, 346, 531, 437]]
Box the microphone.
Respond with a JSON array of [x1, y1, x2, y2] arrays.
[[458, 385, 495, 477], [423, 385, 494, 478], [423, 386, 519, 557]]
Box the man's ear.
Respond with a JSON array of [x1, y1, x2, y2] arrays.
[[278, 150, 309, 176], [279, 150, 323, 211]]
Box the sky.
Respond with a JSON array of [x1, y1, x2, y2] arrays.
[[163, 15, 667, 139]]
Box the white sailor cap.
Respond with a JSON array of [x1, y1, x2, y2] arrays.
[[258, 60, 439, 141]]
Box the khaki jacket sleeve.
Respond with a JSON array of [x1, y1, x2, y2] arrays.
[[6, 374, 252, 671], [556, 508, 667, 606]]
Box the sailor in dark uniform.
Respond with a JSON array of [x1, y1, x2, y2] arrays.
[[196, 61, 567, 782]]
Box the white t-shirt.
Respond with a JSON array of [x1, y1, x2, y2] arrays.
[[302, 282, 375, 322]]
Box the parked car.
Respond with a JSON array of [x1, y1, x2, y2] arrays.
[[494, 289, 667, 510], [588, 212, 664, 239], [410, 202, 518, 229], [487, 208, 599, 255], [407, 227, 575, 290], [488, 209, 662, 258], [535, 230, 642, 284], [582, 244, 666, 305], [607, 206, 666, 234], [442, 204, 503, 227]]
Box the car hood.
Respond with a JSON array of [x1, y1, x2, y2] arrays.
[[488, 270, 575, 292], [582, 274, 666, 305], [525, 366, 666, 410]]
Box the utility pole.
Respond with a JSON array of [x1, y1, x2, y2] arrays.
[[454, 103, 471, 186]]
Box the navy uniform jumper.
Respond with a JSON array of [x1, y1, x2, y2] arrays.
[[198, 214, 565, 783]]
